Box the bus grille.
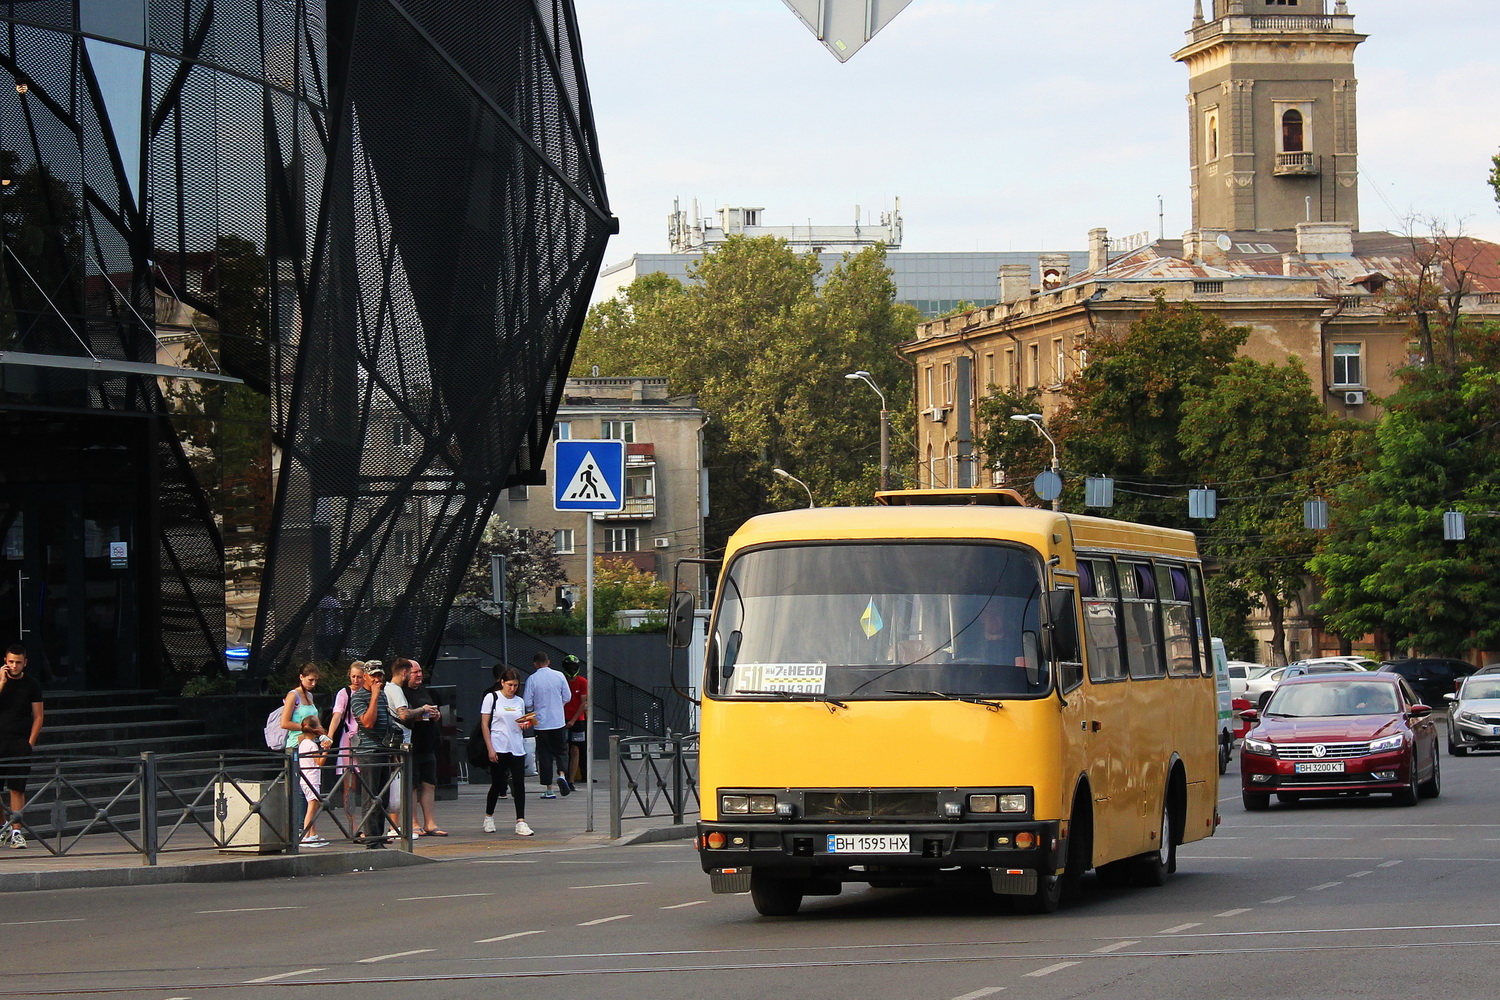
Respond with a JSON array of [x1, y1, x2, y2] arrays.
[[802, 791, 940, 820]]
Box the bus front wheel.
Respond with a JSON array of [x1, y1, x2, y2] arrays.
[[1134, 799, 1175, 888], [750, 871, 805, 917]]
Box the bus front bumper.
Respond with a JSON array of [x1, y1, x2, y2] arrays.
[[697, 819, 1063, 894]]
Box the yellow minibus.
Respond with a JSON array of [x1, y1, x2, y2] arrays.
[[691, 489, 1220, 915]]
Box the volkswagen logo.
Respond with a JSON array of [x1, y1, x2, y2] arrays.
[[1311, 744, 1327, 757]]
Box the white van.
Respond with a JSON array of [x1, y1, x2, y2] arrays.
[[1211, 638, 1234, 774]]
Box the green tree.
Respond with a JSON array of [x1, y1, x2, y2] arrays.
[[587, 557, 671, 629], [1180, 356, 1331, 664], [974, 387, 1052, 502], [574, 237, 919, 552], [1489, 148, 1500, 210], [1054, 292, 1249, 527], [458, 520, 567, 619], [1311, 342, 1500, 657]]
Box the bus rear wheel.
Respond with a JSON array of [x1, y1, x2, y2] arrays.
[[750, 871, 805, 917]]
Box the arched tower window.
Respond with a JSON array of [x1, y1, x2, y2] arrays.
[[1205, 112, 1219, 161], [1281, 109, 1305, 152]]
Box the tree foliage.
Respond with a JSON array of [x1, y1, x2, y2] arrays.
[[574, 237, 920, 553], [1311, 331, 1500, 657], [1053, 293, 1249, 527], [974, 387, 1051, 503], [458, 520, 567, 617]]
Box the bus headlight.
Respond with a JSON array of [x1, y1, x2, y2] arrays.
[[998, 793, 1028, 813], [968, 793, 1028, 814], [748, 794, 778, 814], [720, 795, 749, 815]]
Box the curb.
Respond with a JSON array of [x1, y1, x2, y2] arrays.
[[0, 848, 432, 893], [614, 823, 695, 846]]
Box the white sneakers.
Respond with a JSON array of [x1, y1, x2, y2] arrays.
[[482, 815, 496, 833], [8, 829, 24, 849], [515, 819, 534, 837], [300, 835, 328, 848]]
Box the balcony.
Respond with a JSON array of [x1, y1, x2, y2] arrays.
[[598, 495, 655, 520], [626, 442, 655, 466], [1274, 152, 1318, 176]]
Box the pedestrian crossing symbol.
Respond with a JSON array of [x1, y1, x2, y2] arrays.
[[553, 439, 625, 512]]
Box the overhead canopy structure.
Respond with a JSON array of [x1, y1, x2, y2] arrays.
[[779, 0, 914, 62]]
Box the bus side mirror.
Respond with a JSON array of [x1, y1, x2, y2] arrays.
[[668, 591, 696, 649], [1043, 589, 1079, 664]]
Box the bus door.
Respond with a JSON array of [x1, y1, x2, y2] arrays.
[[1075, 557, 1134, 862]]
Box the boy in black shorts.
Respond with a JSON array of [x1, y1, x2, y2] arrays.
[[0, 645, 44, 849]]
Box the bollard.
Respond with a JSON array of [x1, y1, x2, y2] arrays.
[[284, 750, 299, 854], [139, 752, 158, 866], [608, 735, 621, 840], [672, 736, 685, 824], [399, 748, 414, 852]]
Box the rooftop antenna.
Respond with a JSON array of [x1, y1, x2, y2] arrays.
[[1158, 195, 1165, 242]]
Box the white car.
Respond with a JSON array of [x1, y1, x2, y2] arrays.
[[1243, 659, 1367, 710], [1225, 660, 1262, 699]]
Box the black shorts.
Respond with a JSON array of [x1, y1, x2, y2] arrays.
[[568, 720, 587, 743], [412, 753, 438, 787], [0, 739, 32, 794]]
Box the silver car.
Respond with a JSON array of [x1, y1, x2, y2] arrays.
[[1445, 674, 1500, 755]]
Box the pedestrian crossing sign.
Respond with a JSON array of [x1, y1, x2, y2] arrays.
[[553, 439, 625, 512]]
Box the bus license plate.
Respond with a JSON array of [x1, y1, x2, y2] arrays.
[[826, 834, 910, 854], [1294, 761, 1345, 774]]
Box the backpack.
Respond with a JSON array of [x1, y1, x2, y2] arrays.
[[264, 705, 288, 750], [466, 690, 498, 769]]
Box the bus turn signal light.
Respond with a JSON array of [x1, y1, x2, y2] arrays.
[[705, 831, 728, 850]]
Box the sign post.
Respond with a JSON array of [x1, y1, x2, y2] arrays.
[[554, 439, 624, 832]]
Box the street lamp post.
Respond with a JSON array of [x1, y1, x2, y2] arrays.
[[845, 370, 890, 491], [773, 467, 815, 508], [1010, 412, 1061, 511]]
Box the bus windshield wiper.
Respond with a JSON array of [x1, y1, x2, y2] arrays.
[[736, 690, 848, 710], [886, 689, 1003, 711]]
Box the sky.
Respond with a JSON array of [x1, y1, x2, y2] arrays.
[[570, 0, 1500, 267]]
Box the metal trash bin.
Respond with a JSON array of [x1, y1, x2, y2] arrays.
[[214, 776, 289, 854]]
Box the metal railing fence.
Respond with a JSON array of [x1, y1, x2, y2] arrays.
[[608, 733, 699, 839], [0, 748, 413, 864]]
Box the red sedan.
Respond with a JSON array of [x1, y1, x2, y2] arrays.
[[1240, 673, 1440, 810]]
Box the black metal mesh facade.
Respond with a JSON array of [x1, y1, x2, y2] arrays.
[[259, 0, 613, 674], [0, 1, 612, 684]]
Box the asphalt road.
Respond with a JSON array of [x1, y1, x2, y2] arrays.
[[8, 748, 1500, 1000]]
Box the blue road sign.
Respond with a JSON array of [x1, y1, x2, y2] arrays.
[[554, 439, 625, 512]]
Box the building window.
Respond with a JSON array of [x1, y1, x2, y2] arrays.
[[923, 366, 934, 408], [1028, 344, 1040, 388], [1204, 110, 1219, 162], [392, 422, 412, 448], [508, 484, 527, 501], [552, 421, 571, 441], [1194, 281, 1225, 294], [1281, 109, 1305, 153], [1332, 343, 1362, 386], [941, 362, 954, 405], [601, 420, 635, 443], [626, 470, 653, 498], [984, 352, 995, 392], [1004, 348, 1015, 388], [394, 530, 417, 564], [1053, 338, 1066, 384], [604, 527, 639, 553], [553, 528, 575, 554]]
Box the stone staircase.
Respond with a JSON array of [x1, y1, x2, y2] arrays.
[[38, 690, 235, 758]]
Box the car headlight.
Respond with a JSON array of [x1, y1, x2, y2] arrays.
[[1242, 737, 1274, 755], [1369, 734, 1405, 753], [1457, 710, 1483, 724]]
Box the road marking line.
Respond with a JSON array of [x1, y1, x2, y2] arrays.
[[244, 969, 325, 983], [1308, 882, 1343, 891], [1216, 908, 1251, 918], [1024, 962, 1079, 978], [578, 914, 632, 926], [0, 918, 85, 926], [1091, 941, 1137, 953], [952, 989, 1007, 999], [359, 949, 435, 964], [662, 901, 707, 909], [572, 882, 651, 889], [398, 892, 495, 901], [1275, 837, 1352, 841], [1378, 860, 1403, 867], [1347, 870, 1374, 877], [472, 859, 540, 864], [1384, 837, 1452, 841], [1262, 895, 1295, 903], [1160, 923, 1201, 934], [476, 930, 545, 944], [198, 907, 303, 914]]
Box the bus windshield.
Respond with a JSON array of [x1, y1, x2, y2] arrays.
[[708, 541, 1048, 700]]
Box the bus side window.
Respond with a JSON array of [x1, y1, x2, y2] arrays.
[[1080, 559, 1125, 682]]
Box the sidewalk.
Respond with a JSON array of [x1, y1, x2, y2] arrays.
[[0, 777, 696, 893]]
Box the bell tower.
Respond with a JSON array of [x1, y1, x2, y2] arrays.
[[1175, 0, 1365, 232]]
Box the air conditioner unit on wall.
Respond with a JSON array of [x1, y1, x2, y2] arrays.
[[926, 406, 948, 423], [653, 536, 670, 549], [1343, 390, 1365, 405]]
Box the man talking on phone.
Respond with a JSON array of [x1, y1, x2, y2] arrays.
[[0, 644, 43, 849]]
